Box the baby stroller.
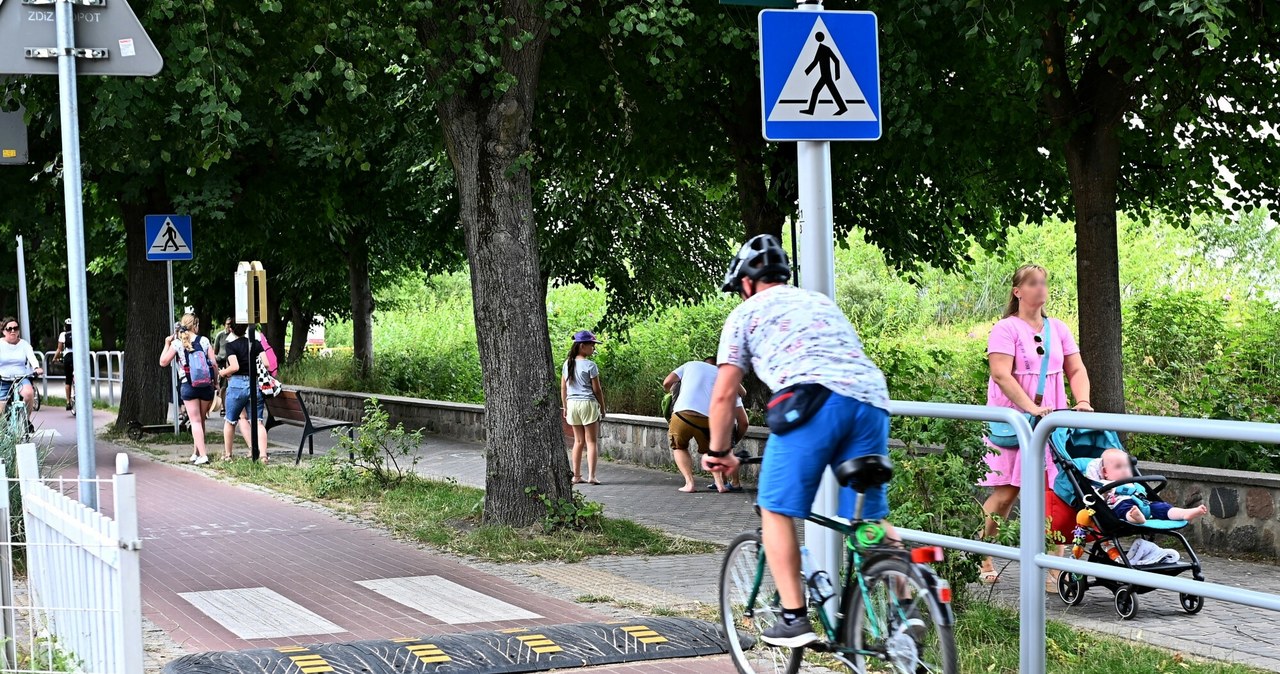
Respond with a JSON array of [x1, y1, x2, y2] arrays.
[[1049, 427, 1205, 619]]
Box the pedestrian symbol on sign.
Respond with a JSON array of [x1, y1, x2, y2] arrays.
[[145, 215, 193, 261], [801, 32, 847, 116], [767, 18, 876, 124]]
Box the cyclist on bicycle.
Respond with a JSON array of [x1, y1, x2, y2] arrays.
[[705, 235, 895, 647], [0, 317, 44, 419], [55, 318, 74, 410]]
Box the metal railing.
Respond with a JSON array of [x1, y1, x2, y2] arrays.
[[39, 350, 124, 406], [883, 401, 1280, 673]]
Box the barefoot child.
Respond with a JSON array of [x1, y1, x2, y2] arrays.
[[1088, 448, 1208, 525]]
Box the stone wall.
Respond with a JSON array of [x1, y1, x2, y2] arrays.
[[1145, 461, 1280, 559], [291, 385, 1280, 559]]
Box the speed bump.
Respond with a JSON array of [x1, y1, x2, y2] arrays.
[[163, 617, 728, 674]]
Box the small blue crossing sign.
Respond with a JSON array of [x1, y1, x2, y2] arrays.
[[759, 10, 881, 142], [144, 214, 193, 261]]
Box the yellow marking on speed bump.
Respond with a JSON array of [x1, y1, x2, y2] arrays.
[[406, 643, 452, 664], [517, 634, 563, 654], [286, 653, 334, 674], [276, 647, 308, 653], [501, 627, 530, 633], [622, 625, 669, 644]]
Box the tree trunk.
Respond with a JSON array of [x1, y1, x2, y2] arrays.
[[1065, 126, 1125, 414], [116, 196, 175, 428], [346, 232, 374, 380], [264, 281, 287, 365], [434, 3, 572, 527], [720, 80, 788, 241], [99, 312, 118, 350], [287, 302, 312, 364]]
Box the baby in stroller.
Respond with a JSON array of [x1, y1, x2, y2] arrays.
[[1088, 448, 1209, 525]]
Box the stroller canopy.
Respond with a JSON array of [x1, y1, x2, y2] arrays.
[[1050, 427, 1123, 462]]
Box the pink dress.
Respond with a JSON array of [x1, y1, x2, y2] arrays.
[[980, 316, 1080, 488]]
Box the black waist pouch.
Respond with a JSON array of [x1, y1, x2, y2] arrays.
[[766, 383, 833, 435]]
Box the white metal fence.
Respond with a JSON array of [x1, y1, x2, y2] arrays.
[[37, 351, 124, 407], [0, 443, 142, 673]]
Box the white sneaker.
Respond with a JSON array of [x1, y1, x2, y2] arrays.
[[189, 452, 199, 463], [193, 455, 209, 465]]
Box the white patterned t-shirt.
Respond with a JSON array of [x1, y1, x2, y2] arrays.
[[716, 285, 889, 411]]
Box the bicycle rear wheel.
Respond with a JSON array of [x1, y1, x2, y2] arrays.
[[845, 555, 956, 674], [32, 390, 40, 413], [720, 531, 806, 674]]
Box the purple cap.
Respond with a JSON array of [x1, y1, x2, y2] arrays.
[[573, 330, 601, 344]]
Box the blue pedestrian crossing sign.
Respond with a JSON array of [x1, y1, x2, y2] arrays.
[[759, 10, 881, 142], [145, 215, 193, 261]]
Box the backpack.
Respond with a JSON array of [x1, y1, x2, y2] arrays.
[[258, 334, 279, 377], [61, 331, 72, 361], [184, 337, 214, 388], [660, 380, 681, 421]]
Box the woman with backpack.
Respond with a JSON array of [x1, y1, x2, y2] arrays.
[[159, 313, 218, 465]]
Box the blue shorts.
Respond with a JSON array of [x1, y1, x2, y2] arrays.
[[757, 393, 890, 521], [224, 378, 265, 424], [0, 377, 32, 402]]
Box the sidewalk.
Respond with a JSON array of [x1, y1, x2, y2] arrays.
[[32, 409, 734, 673], [276, 423, 1280, 671]]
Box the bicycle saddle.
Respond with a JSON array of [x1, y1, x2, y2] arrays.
[[834, 454, 894, 492]]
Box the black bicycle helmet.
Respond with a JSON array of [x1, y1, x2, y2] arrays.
[[722, 234, 792, 293]]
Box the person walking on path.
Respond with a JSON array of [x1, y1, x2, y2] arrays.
[[218, 323, 269, 462], [978, 264, 1092, 591], [562, 330, 605, 485], [54, 318, 74, 411], [158, 314, 217, 465], [703, 235, 895, 646], [663, 357, 749, 493], [0, 317, 43, 422]]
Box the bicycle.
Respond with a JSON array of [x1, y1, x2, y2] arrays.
[[1, 374, 36, 443], [719, 454, 957, 674]]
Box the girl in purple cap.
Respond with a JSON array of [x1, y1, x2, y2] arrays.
[[562, 330, 606, 485]]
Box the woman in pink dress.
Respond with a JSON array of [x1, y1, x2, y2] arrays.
[[979, 264, 1093, 589]]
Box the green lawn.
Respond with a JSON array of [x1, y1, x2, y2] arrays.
[[210, 458, 716, 563]]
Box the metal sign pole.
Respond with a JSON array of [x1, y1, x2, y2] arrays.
[[168, 260, 178, 434], [15, 236, 29, 342], [55, 0, 97, 510], [793, 0, 843, 609], [248, 276, 260, 461]]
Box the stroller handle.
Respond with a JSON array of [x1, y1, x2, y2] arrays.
[[1098, 475, 1168, 493]]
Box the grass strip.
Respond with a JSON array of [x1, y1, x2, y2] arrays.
[[210, 458, 717, 563]]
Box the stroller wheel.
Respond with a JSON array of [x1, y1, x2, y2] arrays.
[[1114, 586, 1139, 620], [1179, 593, 1204, 615], [1057, 572, 1086, 606]]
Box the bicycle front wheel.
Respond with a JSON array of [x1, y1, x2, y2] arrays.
[[32, 391, 40, 413], [10, 404, 28, 442], [720, 531, 806, 674], [844, 555, 957, 674]]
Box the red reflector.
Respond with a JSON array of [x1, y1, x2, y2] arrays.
[[911, 546, 944, 564], [939, 586, 953, 603]]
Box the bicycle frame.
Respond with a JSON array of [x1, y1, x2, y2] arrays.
[[742, 510, 895, 660]]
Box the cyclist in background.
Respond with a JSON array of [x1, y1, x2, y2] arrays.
[[704, 235, 896, 647], [54, 318, 74, 410], [0, 317, 44, 419]]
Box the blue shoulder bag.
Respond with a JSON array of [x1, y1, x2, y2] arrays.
[[986, 319, 1051, 449]]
